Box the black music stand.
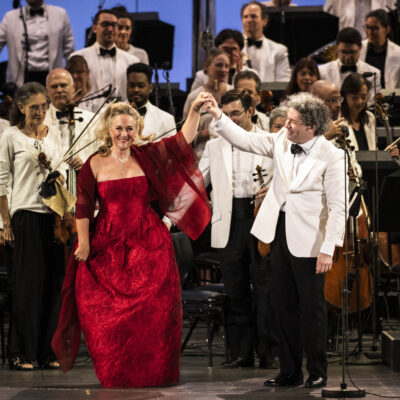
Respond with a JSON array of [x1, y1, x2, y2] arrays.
[[263, 6, 338, 65]]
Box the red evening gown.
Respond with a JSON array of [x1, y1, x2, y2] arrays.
[[75, 176, 181, 388]]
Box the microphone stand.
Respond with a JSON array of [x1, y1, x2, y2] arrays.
[[323, 146, 366, 399], [163, 63, 175, 117], [19, 5, 30, 83], [153, 63, 160, 108]]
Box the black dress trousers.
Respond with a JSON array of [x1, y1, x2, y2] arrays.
[[270, 212, 327, 378]]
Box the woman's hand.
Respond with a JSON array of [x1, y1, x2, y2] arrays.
[[204, 95, 222, 120], [190, 91, 213, 113], [74, 242, 90, 262], [388, 145, 399, 158]]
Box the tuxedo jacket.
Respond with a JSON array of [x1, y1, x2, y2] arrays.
[[210, 114, 348, 257], [0, 4, 75, 87], [142, 102, 176, 141], [198, 125, 273, 248], [324, 0, 396, 33], [242, 36, 291, 82], [71, 44, 139, 102], [318, 59, 382, 95], [360, 39, 400, 90]]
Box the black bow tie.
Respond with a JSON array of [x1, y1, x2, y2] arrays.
[[340, 65, 357, 73], [99, 47, 116, 57], [247, 38, 263, 48], [291, 143, 304, 155], [30, 8, 44, 17], [137, 106, 147, 117], [56, 110, 69, 120]]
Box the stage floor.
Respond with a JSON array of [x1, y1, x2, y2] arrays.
[[0, 338, 399, 400]]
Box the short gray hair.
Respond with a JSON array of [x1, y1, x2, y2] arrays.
[[269, 107, 288, 130], [287, 92, 330, 136]]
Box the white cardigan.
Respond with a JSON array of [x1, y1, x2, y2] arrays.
[[0, 126, 64, 217]]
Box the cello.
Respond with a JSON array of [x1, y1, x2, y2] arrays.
[[324, 133, 373, 313]]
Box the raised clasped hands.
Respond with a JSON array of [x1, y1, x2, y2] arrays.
[[203, 94, 221, 120], [191, 92, 214, 113]]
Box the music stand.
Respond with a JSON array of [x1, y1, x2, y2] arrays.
[[263, 6, 338, 65]]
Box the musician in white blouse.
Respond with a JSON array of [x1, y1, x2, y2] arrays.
[[0, 82, 65, 371]]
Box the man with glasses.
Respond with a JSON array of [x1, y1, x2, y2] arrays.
[[71, 9, 139, 104], [319, 27, 381, 95], [198, 89, 277, 370], [360, 8, 400, 90]]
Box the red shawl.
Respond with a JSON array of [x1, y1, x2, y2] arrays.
[[52, 131, 210, 372]]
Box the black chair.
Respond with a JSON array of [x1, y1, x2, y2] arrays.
[[171, 232, 228, 367]]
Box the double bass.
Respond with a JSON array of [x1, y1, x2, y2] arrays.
[[324, 133, 373, 313]]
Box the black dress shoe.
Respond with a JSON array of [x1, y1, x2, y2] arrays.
[[264, 373, 303, 387], [221, 357, 254, 368], [304, 375, 327, 388]]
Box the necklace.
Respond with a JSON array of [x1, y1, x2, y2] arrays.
[[111, 151, 130, 175]]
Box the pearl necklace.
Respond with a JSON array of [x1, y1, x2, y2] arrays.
[[111, 151, 130, 175]]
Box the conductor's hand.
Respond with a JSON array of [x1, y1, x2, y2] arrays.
[[316, 252, 332, 274], [74, 242, 90, 262], [66, 156, 83, 171], [204, 95, 221, 120]]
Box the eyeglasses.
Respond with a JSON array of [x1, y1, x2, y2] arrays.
[[326, 97, 344, 105], [99, 21, 117, 28], [225, 110, 246, 118]]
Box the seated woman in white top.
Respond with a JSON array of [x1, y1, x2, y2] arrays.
[[339, 72, 398, 156], [0, 82, 65, 371]]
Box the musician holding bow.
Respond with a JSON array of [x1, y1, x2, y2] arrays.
[[206, 91, 348, 389]]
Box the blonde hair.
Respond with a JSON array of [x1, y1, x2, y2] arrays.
[[97, 102, 154, 155]]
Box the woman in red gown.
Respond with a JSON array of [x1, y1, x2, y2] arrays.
[[52, 93, 212, 387]]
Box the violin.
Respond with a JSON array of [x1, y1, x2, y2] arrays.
[[252, 165, 272, 258]]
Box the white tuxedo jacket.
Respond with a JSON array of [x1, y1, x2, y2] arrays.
[[0, 4, 75, 87], [324, 0, 396, 35], [242, 36, 291, 82], [199, 126, 273, 248], [318, 59, 382, 96], [210, 114, 348, 257], [142, 102, 176, 141], [360, 39, 400, 90], [71, 44, 139, 102]]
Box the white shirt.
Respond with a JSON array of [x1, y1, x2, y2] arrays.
[[0, 125, 64, 217], [26, 6, 50, 71], [232, 125, 262, 198]]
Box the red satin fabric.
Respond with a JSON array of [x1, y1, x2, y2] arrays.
[[77, 177, 181, 387], [52, 132, 210, 387]]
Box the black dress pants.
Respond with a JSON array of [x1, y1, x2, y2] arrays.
[[218, 198, 278, 362], [270, 212, 327, 378], [8, 210, 64, 363]]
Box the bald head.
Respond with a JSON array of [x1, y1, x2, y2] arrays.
[[46, 68, 75, 110], [310, 80, 341, 120]]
